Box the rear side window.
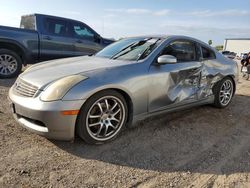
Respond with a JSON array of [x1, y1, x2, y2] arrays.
[[202, 46, 216, 59], [20, 15, 36, 30], [161, 40, 197, 62], [44, 18, 68, 36]]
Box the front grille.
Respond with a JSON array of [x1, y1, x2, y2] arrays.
[[14, 78, 39, 97]]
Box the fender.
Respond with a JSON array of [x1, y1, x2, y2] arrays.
[[0, 38, 32, 65]]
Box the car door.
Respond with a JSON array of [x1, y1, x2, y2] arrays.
[[148, 39, 203, 112], [197, 44, 218, 99], [40, 17, 75, 61], [69, 21, 103, 56]]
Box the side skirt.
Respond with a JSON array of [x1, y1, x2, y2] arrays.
[[131, 96, 214, 126]]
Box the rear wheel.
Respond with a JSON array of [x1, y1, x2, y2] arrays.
[[0, 49, 22, 78], [213, 77, 234, 108], [76, 90, 128, 144]]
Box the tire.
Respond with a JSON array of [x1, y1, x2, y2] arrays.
[[76, 90, 128, 144], [0, 49, 22, 78], [213, 77, 235, 108]]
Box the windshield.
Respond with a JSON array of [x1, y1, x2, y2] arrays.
[[95, 37, 162, 61]]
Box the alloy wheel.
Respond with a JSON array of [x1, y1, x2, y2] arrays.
[[219, 80, 233, 106], [0, 54, 18, 76], [86, 96, 126, 141]]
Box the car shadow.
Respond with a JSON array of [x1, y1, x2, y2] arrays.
[[52, 94, 250, 175]]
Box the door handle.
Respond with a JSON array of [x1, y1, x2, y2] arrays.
[[43, 36, 52, 40]]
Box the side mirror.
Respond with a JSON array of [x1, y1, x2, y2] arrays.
[[157, 55, 177, 64]]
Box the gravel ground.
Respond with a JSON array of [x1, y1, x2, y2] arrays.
[[1, 64, 250, 188]]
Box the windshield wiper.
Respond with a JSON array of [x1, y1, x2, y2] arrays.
[[111, 38, 152, 60], [137, 38, 161, 61]]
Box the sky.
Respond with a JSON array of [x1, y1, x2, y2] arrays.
[[0, 0, 250, 46]]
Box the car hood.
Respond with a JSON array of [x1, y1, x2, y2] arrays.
[[19, 56, 132, 89]]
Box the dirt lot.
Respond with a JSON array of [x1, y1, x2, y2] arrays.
[[1, 65, 250, 188]]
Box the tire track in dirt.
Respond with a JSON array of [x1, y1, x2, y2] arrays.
[[128, 122, 250, 188], [175, 121, 250, 187], [136, 107, 250, 188]]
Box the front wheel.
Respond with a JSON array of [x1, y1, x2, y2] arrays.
[[213, 77, 235, 108], [0, 49, 22, 78], [76, 90, 128, 144]]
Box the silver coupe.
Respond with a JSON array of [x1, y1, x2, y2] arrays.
[[9, 35, 238, 144]]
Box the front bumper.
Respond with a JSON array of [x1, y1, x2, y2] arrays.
[[9, 87, 86, 141]]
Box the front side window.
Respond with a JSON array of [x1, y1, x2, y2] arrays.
[[161, 40, 197, 62], [71, 23, 95, 39], [44, 18, 67, 36], [95, 38, 162, 61], [202, 46, 216, 59]]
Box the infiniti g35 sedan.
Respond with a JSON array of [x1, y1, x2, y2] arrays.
[[9, 35, 238, 144]]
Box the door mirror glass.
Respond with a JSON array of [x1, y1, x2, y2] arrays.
[[157, 55, 177, 64]]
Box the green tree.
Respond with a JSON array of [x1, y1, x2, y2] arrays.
[[215, 45, 223, 51], [208, 40, 213, 46]]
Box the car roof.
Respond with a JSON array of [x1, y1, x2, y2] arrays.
[[125, 35, 213, 50], [126, 35, 200, 40]]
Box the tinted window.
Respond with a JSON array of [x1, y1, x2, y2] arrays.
[[44, 18, 67, 36], [202, 47, 216, 59], [161, 40, 197, 62], [71, 23, 95, 40]]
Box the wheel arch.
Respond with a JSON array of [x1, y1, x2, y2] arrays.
[[212, 75, 236, 95], [225, 75, 236, 95], [75, 88, 134, 137], [0, 40, 27, 64], [87, 88, 134, 126], [111, 88, 134, 127]]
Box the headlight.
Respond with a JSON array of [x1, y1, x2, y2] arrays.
[[40, 75, 88, 102]]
